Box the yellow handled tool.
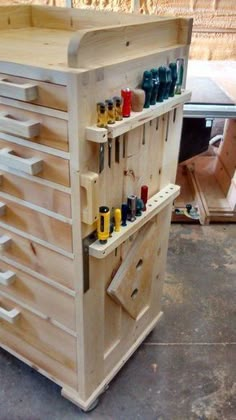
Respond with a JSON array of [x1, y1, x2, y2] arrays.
[[114, 208, 121, 232], [97, 206, 110, 244]]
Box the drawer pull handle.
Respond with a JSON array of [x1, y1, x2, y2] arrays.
[[0, 113, 40, 139], [0, 78, 38, 101], [0, 235, 12, 252], [0, 270, 16, 286], [0, 148, 43, 175], [0, 306, 20, 323]]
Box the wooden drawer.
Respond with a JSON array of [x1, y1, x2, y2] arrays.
[[0, 295, 77, 389], [0, 103, 68, 151], [0, 225, 75, 290], [0, 260, 75, 330], [0, 169, 71, 218], [0, 139, 70, 186], [0, 74, 67, 111], [0, 195, 72, 252]]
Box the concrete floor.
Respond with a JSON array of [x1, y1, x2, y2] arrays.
[[1, 224, 236, 420]]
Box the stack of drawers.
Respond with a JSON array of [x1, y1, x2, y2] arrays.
[[0, 75, 78, 389]]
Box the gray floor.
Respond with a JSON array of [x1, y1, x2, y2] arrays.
[[1, 224, 236, 420]]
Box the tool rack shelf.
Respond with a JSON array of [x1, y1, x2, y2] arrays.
[[0, 5, 192, 412], [90, 183, 180, 258], [86, 90, 192, 143]]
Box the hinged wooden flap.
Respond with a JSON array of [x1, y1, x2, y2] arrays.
[[107, 219, 158, 319]]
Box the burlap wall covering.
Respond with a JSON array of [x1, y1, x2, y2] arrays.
[[3, 0, 236, 59]]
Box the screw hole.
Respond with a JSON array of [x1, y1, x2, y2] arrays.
[[131, 288, 139, 299], [136, 259, 143, 271], [126, 41, 130, 47]]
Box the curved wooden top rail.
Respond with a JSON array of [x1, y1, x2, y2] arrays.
[[68, 18, 191, 69]]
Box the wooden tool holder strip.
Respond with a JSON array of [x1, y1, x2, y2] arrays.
[[89, 183, 180, 259], [86, 90, 191, 143]]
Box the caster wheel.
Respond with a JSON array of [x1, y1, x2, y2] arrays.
[[82, 397, 99, 413]]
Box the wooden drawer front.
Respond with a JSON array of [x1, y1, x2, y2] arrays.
[[0, 295, 77, 389], [0, 170, 71, 218], [0, 74, 67, 111], [0, 103, 68, 151], [0, 195, 72, 252], [0, 260, 75, 330], [0, 139, 70, 186], [0, 226, 74, 290]]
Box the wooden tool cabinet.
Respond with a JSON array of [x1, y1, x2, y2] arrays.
[[0, 6, 192, 411]]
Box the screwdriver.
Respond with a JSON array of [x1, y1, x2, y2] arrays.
[[127, 195, 137, 222], [114, 208, 121, 232], [157, 67, 167, 102], [105, 99, 116, 124], [113, 96, 123, 121], [121, 88, 132, 117], [150, 68, 160, 105], [97, 206, 110, 244], [169, 62, 177, 97], [141, 185, 148, 211], [97, 102, 108, 128], [121, 203, 128, 226], [136, 198, 144, 216], [142, 70, 153, 108], [176, 58, 184, 94], [164, 67, 172, 99]]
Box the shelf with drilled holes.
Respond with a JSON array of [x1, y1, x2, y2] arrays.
[[86, 90, 191, 144], [89, 183, 180, 259]]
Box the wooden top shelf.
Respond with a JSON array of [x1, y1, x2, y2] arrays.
[[89, 183, 180, 259], [86, 90, 191, 143], [0, 6, 192, 71]]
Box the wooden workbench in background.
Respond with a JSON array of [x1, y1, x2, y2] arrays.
[[173, 61, 236, 225]]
